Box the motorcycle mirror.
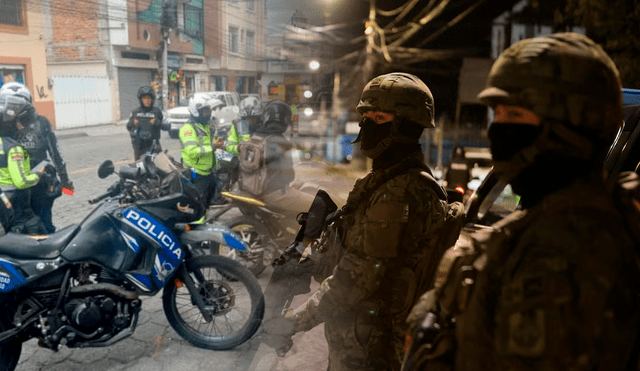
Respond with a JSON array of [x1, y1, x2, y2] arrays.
[[97, 160, 115, 179]]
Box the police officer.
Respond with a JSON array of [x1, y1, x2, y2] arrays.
[[0, 93, 47, 234], [226, 96, 261, 156], [180, 94, 223, 207], [0, 82, 73, 233], [265, 73, 452, 371], [251, 100, 315, 220], [403, 32, 640, 371], [127, 86, 163, 160]]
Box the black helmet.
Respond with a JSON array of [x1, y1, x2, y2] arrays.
[[0, 94, 33, 135], [260, 100, 291, 133], [137, 86, 155, 107], [0, 91, 35, 123]]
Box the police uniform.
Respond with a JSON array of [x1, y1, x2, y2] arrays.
[[0, 136, 45, 234], [14, 114, 70, 233], [127, 105, 163, 160], [225, 119, 251, 156], [179, 119, 217, 206]]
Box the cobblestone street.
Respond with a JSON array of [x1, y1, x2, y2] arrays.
[[14, 124, 364, 371]]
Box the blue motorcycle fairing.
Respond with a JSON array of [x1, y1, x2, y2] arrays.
[[0, 258, 27, 292], [120, 207, 183, 291], [180, 223, 248, 252]]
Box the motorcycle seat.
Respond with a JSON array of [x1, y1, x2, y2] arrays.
[[0, 224, 80, 259]]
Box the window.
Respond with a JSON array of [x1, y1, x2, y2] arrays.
[[0, 0, 22, 26], [236, 76, 246, 95], [246, 0, 255, 11], [229, 26, 239, 53], [211, 75, 228, 91], [183, 4, 204, 40], [228, 0, 239, 6], [248, 77, 255, 93], [245, 30, 255, 56], [0, 66, 25, 87]]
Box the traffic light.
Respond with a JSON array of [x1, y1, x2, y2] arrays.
[[161, 0, 177, 30]]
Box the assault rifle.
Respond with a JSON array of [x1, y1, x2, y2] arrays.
[[262, 189, 338, 356]]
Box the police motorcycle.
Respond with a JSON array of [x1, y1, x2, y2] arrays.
[[0, 151, 265, 371]]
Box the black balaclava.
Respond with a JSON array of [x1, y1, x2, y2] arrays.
[[489, 123, 595, 208], [359, 117, 393, 154], [358, 117, 424, 170]]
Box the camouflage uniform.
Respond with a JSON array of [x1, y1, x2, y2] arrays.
[[456, 177, 638, 370], [402, 33, 640, 371], [289, 151, 448, 371]]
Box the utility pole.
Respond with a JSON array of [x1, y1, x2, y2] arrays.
[[160, 0, 176, 111], [162, 26, 169, 110]]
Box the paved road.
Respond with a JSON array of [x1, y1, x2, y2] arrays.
[[13, 124, 367, 371]]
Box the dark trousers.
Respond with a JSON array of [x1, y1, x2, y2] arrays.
[[6, 189, 47, 235], [132, 138, 162, 160], [30, 181, 57, 233], [192, 172, 220, 207]]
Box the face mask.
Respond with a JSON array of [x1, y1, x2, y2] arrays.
[[359, 117, 393, 151]]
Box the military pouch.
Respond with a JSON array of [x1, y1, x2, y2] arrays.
[[312, 221, 346, 283]]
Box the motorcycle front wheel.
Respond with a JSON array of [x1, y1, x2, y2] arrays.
[[216, 215, 279, 277], [162, 255, 265, 350], [0, 306, 21, 371]]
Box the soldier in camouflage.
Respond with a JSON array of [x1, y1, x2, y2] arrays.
[[265, 72, 453, 370], [402, 32, 640, 371]]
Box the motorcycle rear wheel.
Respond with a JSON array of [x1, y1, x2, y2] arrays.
[[215, 215, 278, 277], [162, 255, 264, 350], [0, 307, 21, 371]]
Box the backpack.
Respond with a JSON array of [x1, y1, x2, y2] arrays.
[[237, 134, 272, 196]]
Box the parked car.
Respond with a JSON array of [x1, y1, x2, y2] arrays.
[[463, 146, 493, 193], [166, 91, 241, 139]]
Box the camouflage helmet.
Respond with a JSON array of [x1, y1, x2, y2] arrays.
[[478, 32, 622, 143], [356, 72, 435, 128]]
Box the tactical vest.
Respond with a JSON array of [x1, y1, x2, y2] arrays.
[[0, 137, 20, 168]]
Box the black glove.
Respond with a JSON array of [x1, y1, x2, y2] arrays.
[[262, 314, 297, 357]]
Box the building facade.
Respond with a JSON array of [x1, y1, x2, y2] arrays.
[[2, 0, 268, 128], [0, 0, 56, 125]]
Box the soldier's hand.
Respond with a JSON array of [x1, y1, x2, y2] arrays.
[[262, 313, 297, 357]]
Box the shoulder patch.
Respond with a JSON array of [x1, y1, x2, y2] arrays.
[[183, 129, 193, 136], [11, 152, 23, 161]]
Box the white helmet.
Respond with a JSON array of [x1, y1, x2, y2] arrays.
[[0, 82, 32, 103], [239, 96, 261, 117], [188, 94, 213, 124]]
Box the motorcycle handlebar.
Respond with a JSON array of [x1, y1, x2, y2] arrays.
[[118, 166, 141, 180], [88, 191, 111, 205], [88, 181, 121, 205]]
